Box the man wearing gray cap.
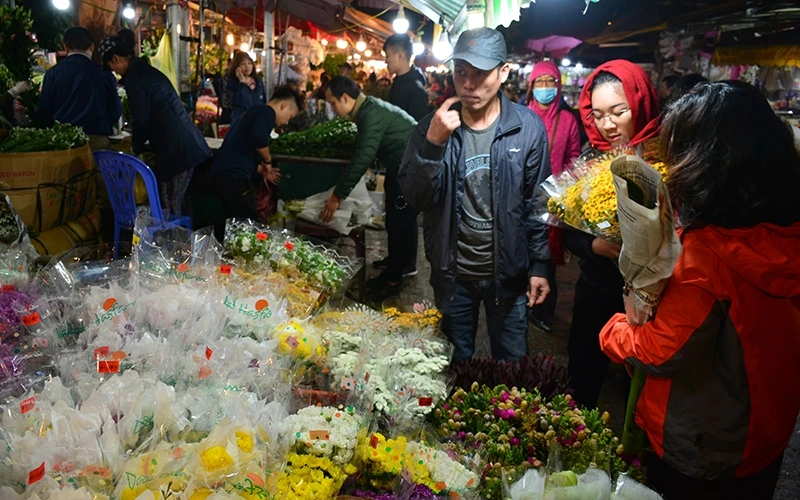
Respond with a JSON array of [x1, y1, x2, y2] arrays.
[[398, 27, 551, 363]]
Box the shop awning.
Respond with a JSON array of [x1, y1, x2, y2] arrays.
[[403, 0, 465, 24], [342, 6, 394, 39], [712, 45, 800, 67]]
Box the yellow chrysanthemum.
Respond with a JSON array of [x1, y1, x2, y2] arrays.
[[189, 487, 214, 500], [235, 430, 254, 453], [200, 446, 234, 472], [120, 485, 148, 500]]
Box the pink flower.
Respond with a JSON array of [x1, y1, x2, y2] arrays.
[[510, 437, 520, 446], [500, 392, 510, 402]]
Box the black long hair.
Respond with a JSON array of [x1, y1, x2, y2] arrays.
[[662, 80, 800, 230]]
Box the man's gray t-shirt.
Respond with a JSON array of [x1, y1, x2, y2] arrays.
[[457, 117, 499, 279]]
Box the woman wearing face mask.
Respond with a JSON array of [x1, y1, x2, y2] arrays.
[[525, 61, 582, 332], [226, 52, 266, 124], [564, 60, 661, 409]]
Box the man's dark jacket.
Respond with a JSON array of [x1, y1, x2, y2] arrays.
[[388, 65, 429, 121], [398, 92, 551, 302], [122, 58, 211, 180]]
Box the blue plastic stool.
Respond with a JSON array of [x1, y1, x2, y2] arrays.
[[93, 150, 192, 258]]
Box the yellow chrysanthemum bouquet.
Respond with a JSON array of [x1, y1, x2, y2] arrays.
[[540, 147, 668, 243]]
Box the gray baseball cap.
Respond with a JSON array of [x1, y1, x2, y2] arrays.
[[452, 27, 507, 71]]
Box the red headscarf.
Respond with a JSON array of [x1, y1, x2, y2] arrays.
[[579, 60, 661, 151]]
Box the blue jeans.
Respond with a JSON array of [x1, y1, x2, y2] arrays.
[[436, 280, 528, 363]]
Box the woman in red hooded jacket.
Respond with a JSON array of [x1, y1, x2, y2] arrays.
[[526, 61, 582, 332], [600, 81, 800, 498], [564, 60, 662, 408]]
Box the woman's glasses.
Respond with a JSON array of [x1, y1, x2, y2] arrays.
[[533, 77, 558, 88], [589, 108, 631, 125]]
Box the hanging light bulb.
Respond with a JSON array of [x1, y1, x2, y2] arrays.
[[240, 42, 250, 52], [561, 58, 571, 67], [364, 49, 372, 57], [356, 39, 367, 52], [575, 62, 583, 71], [336, 38, 348, 50], [122, 4, 135, 19], [226, 33, 235, 46], [412, 42, 424, 55], [52, 0, 70, 10], [353, 53, 361, 60], [321, 39, 328, 46], [432, 31, 452, 61], [393, 6, 409, 34]]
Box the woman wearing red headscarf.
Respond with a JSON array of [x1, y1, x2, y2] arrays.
[[525, 61, 582, 331], [563, 60, 661, 408]]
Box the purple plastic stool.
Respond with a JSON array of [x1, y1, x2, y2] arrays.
[[93, 150, 192, 258]]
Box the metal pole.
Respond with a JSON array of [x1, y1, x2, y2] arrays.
[[199, 0, 205, 92], [168, 1, 181, 90], [263, 7, 274, 98]]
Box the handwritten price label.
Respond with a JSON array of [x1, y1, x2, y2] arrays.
[[97, 360, 120, 374], [219, 264, 232, 275], [256, 232, 268, 241], [309, 430, 330, 440], [20, 397, 36, 414], [205, 347, 213, 360], [418, 397, 433, 407], [21, 312, 40, 327], [28, 462, 45, 485]]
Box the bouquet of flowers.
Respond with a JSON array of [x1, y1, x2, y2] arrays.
[[538, 145, 668, 243]]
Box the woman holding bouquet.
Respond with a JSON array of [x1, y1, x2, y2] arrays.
[[564, 60, 661, 408], [600, 81, 800, 498], [526, 61, 582, 332]]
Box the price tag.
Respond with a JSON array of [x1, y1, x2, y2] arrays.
[[176, 263, 189, 273], [370, 433, 379, 448], [284, 241, 294, 251], [132, 234, 141, 245], [256, 232, 268, 241], [219, 264, 232, 275], [308, 290, 321, 301], [97, 360, 120, 374], [94, 346, 110, 359], [340, 378, 356, 391], [20, 397, 36, 414], [286, 336, 299, 350], [21, 312, 40, 327], [205, 347, 213, 360], [418, 397, 433, 407], [1, 284, 16, 292], [28, 462, 45, 485], [199, 366, 212, 379], [309, 430, 330, 440]]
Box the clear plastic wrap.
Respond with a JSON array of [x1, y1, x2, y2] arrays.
[[613, 473, 663, 500]]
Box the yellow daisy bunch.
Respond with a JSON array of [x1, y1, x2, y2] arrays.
[[356, 433, 436, 490], [384, 307, 443, 331], [275, 452, 356, 499]]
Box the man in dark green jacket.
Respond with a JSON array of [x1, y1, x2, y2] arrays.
[[324, 76, 417, 299]]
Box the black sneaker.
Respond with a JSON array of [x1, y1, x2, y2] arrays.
[[401, 265, 418, 277]]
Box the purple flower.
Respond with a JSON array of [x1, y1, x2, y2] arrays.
[[577, 425, 586, 431], [493, 408, 502, 418], [632, 459, 642, 468], [514, 396, 522, 405], [458, 431, 467, 440], [442, 403, 449, 410], [500, 391, 510, 402], [490, 398, 497, 404], [510, 437, 520, 446]]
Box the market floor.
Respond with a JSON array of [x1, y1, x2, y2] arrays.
[[334, 225, 800, 498]]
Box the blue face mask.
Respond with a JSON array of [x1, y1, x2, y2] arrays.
[[533, 87, 558, 104]]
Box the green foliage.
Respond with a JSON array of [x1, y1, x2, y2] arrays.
[[321, 53, 348, 78], [0, 6, 36, 82], [0, 123, 88, 152], [190, 42, 229, 84], [270, 118, 357, 159]]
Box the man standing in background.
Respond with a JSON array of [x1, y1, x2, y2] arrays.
[[38, 27, 121, 152], [368, 34, 429, 295]]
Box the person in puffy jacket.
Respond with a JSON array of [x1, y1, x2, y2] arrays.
[[600, 81, 800, 499], [100, 35, 211, 217], [398, 27, 551, 363], [226, 52, 266, 124]]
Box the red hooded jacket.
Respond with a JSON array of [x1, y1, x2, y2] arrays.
[[600, 223, 800, 480]]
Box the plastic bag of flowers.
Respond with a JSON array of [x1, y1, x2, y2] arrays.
[[382, 299, 443, 335], [0, 194, 38, 290], [612, 472, 662, 500], [503, 466, 546, 500], [404, 432, 482, 499], [272, 318, 329, 384], [536, 149, 668, 244], [541, 443, 612, 500], [222, 218, 276, 271]]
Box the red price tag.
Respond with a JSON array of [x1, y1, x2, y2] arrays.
[[20, 397, 36, 414], [418, 397, 433, 407], [1, 284, 16, 292], [176, 263, 189, 273], [309, 430, 330, 440], [28, 462, 45, 485], [219, 264, 232, 275], [97, 360, 120, 374], [21, 312, 40, 327], [256, 232, 268, 241], [284, 241, 294, 250], [94, 346, 110, 359], [205, 347, 213, 360], [370, 433, 379, 448]]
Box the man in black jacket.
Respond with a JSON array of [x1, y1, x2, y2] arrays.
[[101, 35, 211, 217], [398, 27, 551, 363], [369, 34, 429, 289]]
